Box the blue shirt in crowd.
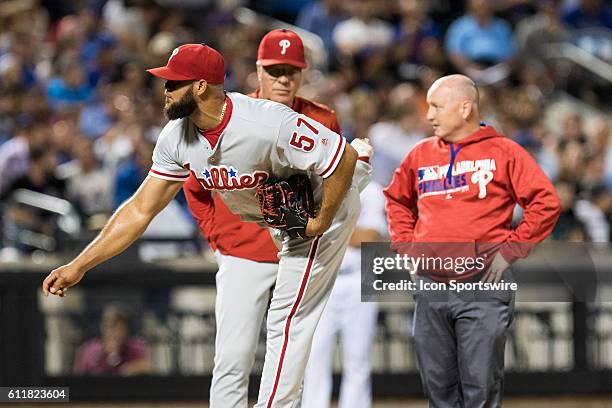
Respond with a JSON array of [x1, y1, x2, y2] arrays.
[[46, 78, 94, 110], [445, 15, 516, 64]]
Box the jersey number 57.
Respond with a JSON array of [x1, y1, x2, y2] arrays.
[[289, 117, 318, 152]]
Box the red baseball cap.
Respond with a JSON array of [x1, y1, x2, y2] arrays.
[[147, 44, 226, 84], [257, 29, 307, 69]]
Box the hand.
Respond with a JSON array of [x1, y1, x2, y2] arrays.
[[480, 252, 510, 284], [42, 263, 86, 297], [305, 217, 331, 237], [350, 138, 373, 162]]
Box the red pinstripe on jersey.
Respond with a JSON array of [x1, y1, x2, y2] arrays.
[[148, 169, 188, 179], [266, 235, 321, 407], [319, 135, 346, 178]]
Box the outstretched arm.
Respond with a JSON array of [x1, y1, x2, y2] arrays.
[[42, 176, 183, 296]]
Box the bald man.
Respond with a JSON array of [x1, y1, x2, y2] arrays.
[[385, 75, 560, 407]]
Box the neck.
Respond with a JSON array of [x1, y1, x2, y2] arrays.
[[191, 95, 226, 130], [475, 15, 491, 26], [444, 122, 481, 143], [259, 90, 295, 108], [81, 162, 93, 173], [29, 167, 46, 186]]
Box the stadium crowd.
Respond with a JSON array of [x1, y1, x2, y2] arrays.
[[0, 0, 611, 259]]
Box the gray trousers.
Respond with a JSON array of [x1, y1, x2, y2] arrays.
[[412, 272, 515, 408]]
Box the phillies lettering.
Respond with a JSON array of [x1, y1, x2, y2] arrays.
[[417, 158, 497, 199], [419, 159, 497, 181], [197, 166, 269, 190], [419, 174, 468, 195]]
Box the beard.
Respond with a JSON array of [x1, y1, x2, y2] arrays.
[[165, 89, 197, 120]]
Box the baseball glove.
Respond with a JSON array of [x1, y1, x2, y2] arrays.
[[255, 174, 316, 240]]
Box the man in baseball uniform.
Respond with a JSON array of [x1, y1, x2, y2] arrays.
[[43, 43, 364, 407], [302, 180, 386, 408], [385, 75, 561, 407], [182, 29, 372, 407]]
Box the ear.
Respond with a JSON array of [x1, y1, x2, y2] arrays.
[[194, 80, 208, 97], [461, 101, 473, 120]]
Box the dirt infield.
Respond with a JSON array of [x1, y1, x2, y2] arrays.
[[7, 395, 612, 407]]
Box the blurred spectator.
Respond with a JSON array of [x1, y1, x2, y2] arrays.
[[560, 111, 589, 146], [558, 140, 587, 186], [0, 32, 42, 90], [73, 6, 122, 87], [342, 88, 381, 141], [496, 68, 553, 153], [115, 61, 150, 102], [368, 84, 426, 186], [114, 138, 154, 209], [102, 0, 157, 46], [0, 92, 17, 143], [595, 120, 612, 189], [557, 113, 590, 183], [73, 303, 151, 376], [1, 146, 64, 200], [332, 0, 395, 88], [575, 184, 611, 242], [251, 0, 311, 23], [562, 0, 612, 29], [583, 152, 606, 191], [498, 85, 541, 130], [445, 0, 516, 85], [296, 0, 347, 66], [1, 145, 65, 249], [46, 59, 95, 111], [300, 71, 349, 111], [94, 97, 141, 170], [332, 0, 393, 57], [495, 0, 539, 25], [78, 100, 116, 141], [551, 181, 587, 241], [83, 32, 120, 88], [392, 0, 444, 70], [0, 1, 49, 45], [18, 89, 51, 126], [587, 117, 610, 153], [516, 0, 568, 68], [59, 137, 113, 224], [0, 122, 49, 196], [531, 122, 560, 181], [51, 114, 81, 164]]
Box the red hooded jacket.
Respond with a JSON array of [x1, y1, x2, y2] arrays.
[[384, 125, 561, 280]]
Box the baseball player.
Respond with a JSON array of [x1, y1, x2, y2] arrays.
[[42, 43, 367, 407], [302, 180, 386, 408], [385, 75, 561, 407], [181, 29, 372, 407]]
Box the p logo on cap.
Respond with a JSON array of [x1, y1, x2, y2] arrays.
[[168, 47, 180, 63], [279, 39, 291, 55], [257, 29, 307, 69]]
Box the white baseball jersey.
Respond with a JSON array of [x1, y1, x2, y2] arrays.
[[148, 92, 347, 222], [149, 91, 364, 407]]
